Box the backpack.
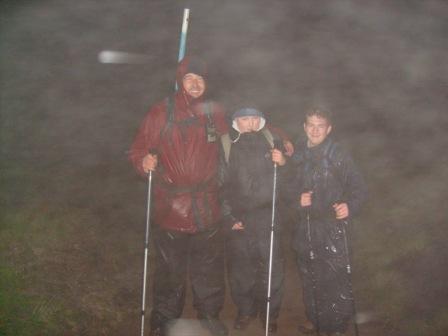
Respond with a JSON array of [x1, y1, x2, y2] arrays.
[[160, 97, 216, 143], [302, 139, 346, 191], [220, 128, 275, 164]]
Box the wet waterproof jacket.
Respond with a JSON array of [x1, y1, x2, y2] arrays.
[[220, 128, 286, 230], [219, 128, 287, 318], [289, 136, 367, 333], [129, 58, 228, 233], [291, 137, 367, 220]]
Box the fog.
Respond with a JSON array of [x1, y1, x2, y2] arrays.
[[2, 1, 447, 168], [1, 0, 447, 335]]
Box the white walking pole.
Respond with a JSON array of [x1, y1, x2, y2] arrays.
[[140, 170, 153, 336], [265, 163, 278, 336]]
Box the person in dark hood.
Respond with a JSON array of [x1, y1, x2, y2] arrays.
[[219, 107, 288, 333], [129, 57, 229, 336], [289, 108, 367, 336]]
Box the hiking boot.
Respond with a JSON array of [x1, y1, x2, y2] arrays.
[[233, 314, 254, 330], [199, 315, 228, 336], [298, 321, 315, 334]]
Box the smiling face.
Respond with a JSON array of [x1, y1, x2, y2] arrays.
[[304, 115, 332, 147], [182, 73, 206, 98]]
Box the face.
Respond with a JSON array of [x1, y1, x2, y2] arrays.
[[304, 115, 332, 147], [235, 116, 261, 133], [182, 73, 206, 98]]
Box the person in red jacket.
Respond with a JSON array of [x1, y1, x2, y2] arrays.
[[129, 57, 229, 336]]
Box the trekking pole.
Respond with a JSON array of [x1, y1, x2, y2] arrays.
[[140, 8, 189, 334], [140, 170, 153, 336], [265, 163, 278, 336], [341, 220, 360, 336], [305, 205, 320, 336]]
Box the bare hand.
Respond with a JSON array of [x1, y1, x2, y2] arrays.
[[300, 191, 313, 207], [231, 222, 244, 230], [283, 140, 294, 157], [142, 153, 158, 173], [271, 149, 286, 166], [333, 203, 349, 219]]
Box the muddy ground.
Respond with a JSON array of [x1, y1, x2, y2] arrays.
[[1, 1, 448, 335]]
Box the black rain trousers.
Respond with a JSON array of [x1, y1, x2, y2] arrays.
[[226, 209, 284, 320], [150, 226, 225, 328]]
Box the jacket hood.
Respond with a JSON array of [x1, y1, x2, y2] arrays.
[[176, 56, 207, 105], [231, 107, 266, 133]]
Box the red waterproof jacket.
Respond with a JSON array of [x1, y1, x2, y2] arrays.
[[129, 58, 228, 233]]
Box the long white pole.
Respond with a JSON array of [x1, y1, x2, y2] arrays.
[[140, 171, 153, 336], [265, 163, 277, 336], [175, 8, 190, 90]]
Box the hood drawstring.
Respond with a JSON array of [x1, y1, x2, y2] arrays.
[[232, 132, 241, 144]]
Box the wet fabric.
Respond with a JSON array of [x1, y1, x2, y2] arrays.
[[129, 57, 228, 233], [150, 226, 225, 325], [296, 218, 354, 333], [129, 58, 228, 333], [220, 129, 287, 320], [289, 137, 367, 334], [220, 130, 286, 225], [226, 209, 284, 319]]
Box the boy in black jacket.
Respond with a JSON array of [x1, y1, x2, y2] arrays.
[[290, 108, 367, 336], [220, 107, 287, 333]]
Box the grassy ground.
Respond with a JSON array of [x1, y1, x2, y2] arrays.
[[1, 155, 448, 335], [1, 165, 85, 335]]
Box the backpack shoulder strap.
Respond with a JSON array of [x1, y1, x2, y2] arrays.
[[220, 133, 232, 163], [323, 140, 346, 186], [221, 128, 275, 164], [160, 96, 174, 139], [261, 127, 275, 148], [203, 101, 213, 118], [323, 140, 335, 163]]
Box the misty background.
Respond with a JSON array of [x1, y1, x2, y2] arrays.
[[1, 0, 447, 335]]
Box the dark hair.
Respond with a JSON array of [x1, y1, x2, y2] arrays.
[[304, 107, 333, 124]]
